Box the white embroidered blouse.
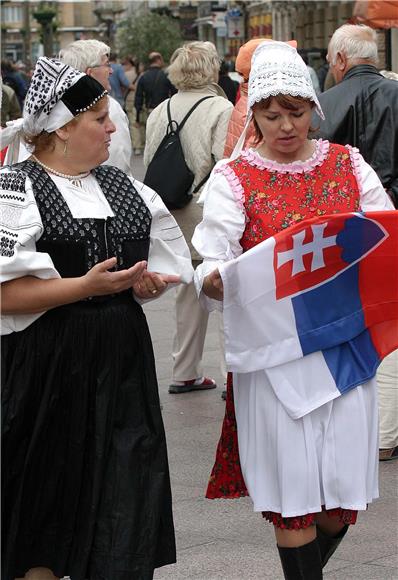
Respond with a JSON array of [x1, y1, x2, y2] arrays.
[[0, 169, 193, 335]]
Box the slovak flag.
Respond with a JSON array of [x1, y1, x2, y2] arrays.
[[219, 211, 398, 419]]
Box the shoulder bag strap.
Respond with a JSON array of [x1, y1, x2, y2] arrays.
[[178, 96, 215, 131], [192, 155, 216, 194], [192, 171, 211, 194], [166, 96, 216, 191], [167, 95, 215, 131]]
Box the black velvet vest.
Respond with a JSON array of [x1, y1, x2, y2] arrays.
[[15, 160, 152, 279]]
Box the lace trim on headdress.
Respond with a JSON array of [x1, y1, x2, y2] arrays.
[[249, 66, 316, 106], [247, 42, 325, 119], [249, 84, 316, 108], [241, 139, 330, 174], [215, 164, 246, 213], [346, 145, 363, 197]]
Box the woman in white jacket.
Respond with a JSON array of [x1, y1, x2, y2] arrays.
[[144, 41, 233, 394]]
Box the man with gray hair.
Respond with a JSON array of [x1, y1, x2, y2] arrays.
[[318, 24, 398, 208], [59, 39, 133, 174]]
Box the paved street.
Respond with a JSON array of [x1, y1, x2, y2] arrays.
[[132, 154, 398, 580]]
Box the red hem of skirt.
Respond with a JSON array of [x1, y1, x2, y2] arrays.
[[262, 507, 358, 529]]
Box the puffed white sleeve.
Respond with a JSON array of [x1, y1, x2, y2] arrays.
[[104, 97, 133, 176], [0, 168, 60, 335], [129, 177, 194, 285], [192, 161, 246, 312], [349, 147, 395, 210]]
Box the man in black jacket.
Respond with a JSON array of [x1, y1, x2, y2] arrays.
[[317, 24, 398, 208], [134, 52, 175, 124]]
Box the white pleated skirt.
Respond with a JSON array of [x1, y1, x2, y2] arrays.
[[233, 370, 379, 516]]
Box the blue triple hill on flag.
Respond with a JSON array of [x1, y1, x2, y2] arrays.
[[220, 211, 398, 419]]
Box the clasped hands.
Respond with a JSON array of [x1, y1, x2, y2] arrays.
[[82, 257, 180, 300]]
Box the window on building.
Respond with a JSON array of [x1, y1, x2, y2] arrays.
[[2, 5, 23, 23]]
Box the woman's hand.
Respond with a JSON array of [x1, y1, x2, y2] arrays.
[[202, 269, 224, 301], [132, 270, 181, 299], [81, 258, 148, 297], [1, 258, 148, 315]]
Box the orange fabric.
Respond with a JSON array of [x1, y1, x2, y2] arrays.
[[353, 0, 398, 28], [235, 38, 298, 81], [223, 84, 258, 158]]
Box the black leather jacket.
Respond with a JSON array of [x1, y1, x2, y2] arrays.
[[317, 65, 398, 207]]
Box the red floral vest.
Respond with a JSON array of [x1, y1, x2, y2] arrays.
[[229, 142, 360, 252]]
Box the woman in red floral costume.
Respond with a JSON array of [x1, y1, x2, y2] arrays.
[[192, 41, 394, 579]]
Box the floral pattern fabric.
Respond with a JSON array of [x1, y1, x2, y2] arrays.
[[206, 141, 361, 528], [206, 373, 248, 499], [238, 142, 360, 252], [262, 507, 358, 530]]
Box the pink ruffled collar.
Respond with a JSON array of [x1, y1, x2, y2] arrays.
[[242, 139, 330, 174]]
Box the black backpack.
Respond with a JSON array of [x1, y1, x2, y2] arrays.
[[144, 96, 214, 210]]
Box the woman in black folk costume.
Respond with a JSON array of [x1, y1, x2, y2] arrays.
[[1, 57, 193, 580]]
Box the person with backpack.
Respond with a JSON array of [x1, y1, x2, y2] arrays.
[[144, 41, 233, 394]]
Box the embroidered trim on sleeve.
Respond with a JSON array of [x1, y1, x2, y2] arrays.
[[215, 164, 246, 212]]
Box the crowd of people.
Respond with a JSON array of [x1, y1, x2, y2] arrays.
[[1, 22, 397, 580], [0, 41, 344, 149]]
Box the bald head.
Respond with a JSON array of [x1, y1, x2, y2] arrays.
[[148, 52, 164, 66]]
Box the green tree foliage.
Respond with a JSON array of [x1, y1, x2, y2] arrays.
[[33, 5, 58, 56], [116, 12, 183, 64]]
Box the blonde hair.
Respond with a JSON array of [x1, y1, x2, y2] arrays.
[[328, 24, 378, 66], [168, 41, 220, 90]]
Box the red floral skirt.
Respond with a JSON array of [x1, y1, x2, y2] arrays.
[[206, 373, 358, 529]]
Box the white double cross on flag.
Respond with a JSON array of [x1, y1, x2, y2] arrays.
[[277, 223, 337, 276]]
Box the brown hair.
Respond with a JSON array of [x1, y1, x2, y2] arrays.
[[23, 96, 108, 155], [252, 94, 316, 144]]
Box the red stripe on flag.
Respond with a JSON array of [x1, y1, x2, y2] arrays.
[[359, 211, 398, 358]]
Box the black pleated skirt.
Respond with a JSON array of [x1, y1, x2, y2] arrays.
[[2, 294, 176, 580]]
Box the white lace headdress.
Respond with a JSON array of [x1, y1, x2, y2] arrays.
[[248, 41, 324, 118], [230, 41, 324, 159]]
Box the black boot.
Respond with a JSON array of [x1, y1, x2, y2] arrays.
[[277, 538, 323, 579], [317, 524, 348, 568]]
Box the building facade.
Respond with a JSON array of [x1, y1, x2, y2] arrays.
[[1, 1, 396, 71], [1, 0, 128, 64]]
